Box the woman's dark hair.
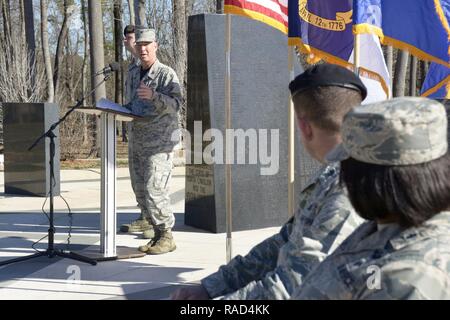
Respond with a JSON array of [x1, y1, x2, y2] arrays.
[[340, 152, 450, 227]]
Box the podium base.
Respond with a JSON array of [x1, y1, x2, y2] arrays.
[[72, 246, 146, 262]]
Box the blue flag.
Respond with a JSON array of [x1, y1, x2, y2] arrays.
[[288, 0, 390, 101], [353, 0, 450, 67], [421, 63, 450, 98], [288, 0, 354, 65]]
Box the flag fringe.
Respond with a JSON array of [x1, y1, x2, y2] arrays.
[[353, 24, 450, 67], [288, 37, 390, 97]]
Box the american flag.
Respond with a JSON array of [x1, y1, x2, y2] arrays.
[[224, 0, 288, 34]]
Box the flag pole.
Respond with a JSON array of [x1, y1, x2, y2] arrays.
[[354, 33, 360, 75], [225, 12, 233, 263], [288, 46, 295, 218]]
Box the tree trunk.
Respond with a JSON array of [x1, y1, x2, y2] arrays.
[[24, 0, 35, 91], [19, 0, 25, 44], [393, 50, 409, 97], [128, 0, 135, 25], [40, 0, 54, 103], [135, 0, 146, 27], [1, 0, 11, 44], [385, 46, 393, 88], [113, 0, 123, 105], [173, 0, 187, 129], [54, 0, 74, 99], [172, 0, 186, 90], [23, 0, 35, 62], [409, 56, 417, 96], [152, 0, 157, 29], [81, 0, 89, 143], [420, 60, 430, 90], [186, 0, 195, 18], [114, 0, 127, 142], [88, 0, 107, 155], [217, 0, 223, 13]]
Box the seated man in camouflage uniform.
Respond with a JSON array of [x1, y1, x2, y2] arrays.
[[292, 97, 450, 300], [120, 28, 182, 255], [171, 64, 365, 300]]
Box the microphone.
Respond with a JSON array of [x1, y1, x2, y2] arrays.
[[94, 62, 120, 76]]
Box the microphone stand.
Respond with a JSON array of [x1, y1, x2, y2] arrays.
[[0, 73, 113, 267]]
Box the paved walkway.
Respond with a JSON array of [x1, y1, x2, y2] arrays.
[[0, 168, 279, 300]]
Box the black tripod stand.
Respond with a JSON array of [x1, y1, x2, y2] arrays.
[[0, 73, 114, 267]]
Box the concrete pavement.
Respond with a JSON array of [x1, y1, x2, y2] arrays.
[[0, 167, 280, 300]]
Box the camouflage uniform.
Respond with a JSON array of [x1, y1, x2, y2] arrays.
[[292, 97, 450, 300], [125, 59, 140, 220], [291, 211, 450, 300], [125, 58, 182, 231], [201, 162, 364, 300]]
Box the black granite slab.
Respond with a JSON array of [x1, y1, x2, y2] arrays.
[[185, 14, 321, 233], [2, 103, 60, 196]]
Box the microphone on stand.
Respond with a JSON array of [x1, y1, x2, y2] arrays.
[[94, 62, 120, 76]]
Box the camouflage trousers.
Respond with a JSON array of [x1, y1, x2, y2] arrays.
[[129, 150, 175, 230]]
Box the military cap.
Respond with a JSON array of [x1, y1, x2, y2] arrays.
[[326, 97, 448, 165], [135, 28, 156, 43], [289, 63, 367, 100]]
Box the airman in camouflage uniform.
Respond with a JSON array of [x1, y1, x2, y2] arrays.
[[201, 162, 364, 300], [120, 25, 149, 235], [171, 64, 367, 300], [121, 28, 182, 255], [292, 97, 450, 300]]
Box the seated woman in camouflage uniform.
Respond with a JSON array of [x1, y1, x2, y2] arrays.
[[292, 97, 450, 300]]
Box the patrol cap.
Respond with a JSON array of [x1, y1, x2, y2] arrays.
[[135, 28, 156, 43], [326, 97, 448, 165], [289, 63, 367, 100]]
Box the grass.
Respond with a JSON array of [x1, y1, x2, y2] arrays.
[[61, 159, 129, 169]]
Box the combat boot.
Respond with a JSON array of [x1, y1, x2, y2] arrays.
[[142, 227, 156, 239], [120, 217, 153, 233], [138, 229, 176, 255]]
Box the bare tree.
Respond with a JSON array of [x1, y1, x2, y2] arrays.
[[420, 60, 430, 89], [40, 0, 54, 102], [172, 0, 187, 129], [172, 0, 186, 91], [1, 0, 11, 44], [80, 0, 90, 143], [19, 0, 25, 43], [53, 0, 76, 99], [385, 46, 393, 88], [128, 0, 135, 25], [113, 0, 123, 105], [186, 0, 196, 18], [136, 0, 146, 27], [88, 0, 107, 154], [409, 56, 418, 96], [0, 32, 45, 103], [23, 0, 35, 64], [113, 0, 127, 142], [217, 0, 223, 13], [393, 50, 409, 97]]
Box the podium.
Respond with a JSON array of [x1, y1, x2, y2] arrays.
[[76, 100, 145, 260]]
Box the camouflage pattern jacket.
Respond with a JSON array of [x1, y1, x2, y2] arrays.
[[125, 59, 182, 154], [201, 163, 364, 300], [291, 211, 450, 300], [124, 58, 140, 104]]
